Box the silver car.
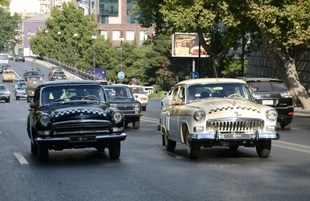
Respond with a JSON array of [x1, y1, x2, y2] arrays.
[[0, 84, 11, 103], [159, 78, 280, 159]]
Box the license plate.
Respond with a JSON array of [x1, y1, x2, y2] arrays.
[[262, 100, 273, 105], [58, 77, 62, 79], [69, 136, 96, 143]]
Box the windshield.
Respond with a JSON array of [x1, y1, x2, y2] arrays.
[[130, 86, 145, 94], [104, 86, 133, 100], [53, 72, 65, 76], [184, 83, 252, 103], [41, 85, 105, 105], [0, 55, 8, 60]]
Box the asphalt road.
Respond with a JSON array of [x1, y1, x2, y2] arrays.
[[0, 59, 310, 201]]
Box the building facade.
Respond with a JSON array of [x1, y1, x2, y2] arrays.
[[77, 0, 154, 46]]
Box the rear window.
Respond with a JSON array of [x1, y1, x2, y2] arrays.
[[247, 81, 288, 92]]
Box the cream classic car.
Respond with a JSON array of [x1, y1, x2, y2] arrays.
[[158, 78, 280, 159]]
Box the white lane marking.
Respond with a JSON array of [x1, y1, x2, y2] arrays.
[[272, 144, 310, 154], [13, 152, 29, 165]]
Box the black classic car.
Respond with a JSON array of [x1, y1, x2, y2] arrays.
[[103, 85, 142, 129], [27, 80, 127, 162]]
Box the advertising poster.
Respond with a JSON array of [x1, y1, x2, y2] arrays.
[[172, 33, 207, 57]]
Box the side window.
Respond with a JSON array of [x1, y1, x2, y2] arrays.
[[171, 86, 181, 104], [179, 86, 185, 103]]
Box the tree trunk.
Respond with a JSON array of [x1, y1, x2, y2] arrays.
[[257, 22, 310, 109]]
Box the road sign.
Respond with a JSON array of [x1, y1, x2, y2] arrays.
[[118, 71, 125, 79], [190, 71, 199, 79], [132, 78, 137, 82]]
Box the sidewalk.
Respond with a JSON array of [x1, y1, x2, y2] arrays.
[[294, 107, 310, 116]]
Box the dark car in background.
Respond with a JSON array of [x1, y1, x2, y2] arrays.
[[48, 66, 63, 76], [48, 71, 66, 81], [241, 77, 294, 130], [103, 85, 142, 129], [27, 80, 127, 162], [15, 54, 25, 62]]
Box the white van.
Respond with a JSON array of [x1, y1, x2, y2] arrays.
[[0, 54, 9, 65]]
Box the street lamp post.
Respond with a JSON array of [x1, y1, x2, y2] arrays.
[[92, 30, 97, 80], [57, 29, 61, 64], [45, 29, 48, 59], [119, 35, 124, 72]]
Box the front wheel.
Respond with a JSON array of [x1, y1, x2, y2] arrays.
[[132, 120, 140, 129], [281, 122, 292, 130], [142, 106, 146, 111], [256, 140, 271, 158], [109, 141, 121, 159], [38, 145, 49, 162], [30, 141, 38, 154], [185, 129, 200, 159], [164, 132, 176, 152]]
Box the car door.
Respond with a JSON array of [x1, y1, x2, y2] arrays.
[[167, 85, 185, 142]]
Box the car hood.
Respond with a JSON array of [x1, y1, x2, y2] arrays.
[[49, 105, 110, 122], [186, 98, 269, 119]]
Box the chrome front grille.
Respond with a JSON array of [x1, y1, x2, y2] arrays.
[[207, 118, 264, 134], [52, 121, 111, 135]]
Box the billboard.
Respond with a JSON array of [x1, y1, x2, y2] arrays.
[[172, 33, 207, 57], [86, 68, 106, 80]]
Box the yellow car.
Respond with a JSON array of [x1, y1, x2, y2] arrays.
[[2, 69, 16, 82]]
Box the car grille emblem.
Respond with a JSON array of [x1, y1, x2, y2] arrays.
[[266, 94, 270, 97], [79, 113, 84, 120], [234, 111, 241, 117]]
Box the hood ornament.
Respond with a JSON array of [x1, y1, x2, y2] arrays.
[[234, 111, 241, 117]]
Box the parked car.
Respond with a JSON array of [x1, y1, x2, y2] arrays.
[[15, 54, 25, 62], [26, 80, 127, 162], [0, 84, 11, 103], [48, 71, 66, 81], [103, 85, 142, 129], [240, 77, 294, 130], [2, 69, 16, 82], [127, 85, 149, 111], [14, 82, 27, 100], [158, 78, 280, 159]]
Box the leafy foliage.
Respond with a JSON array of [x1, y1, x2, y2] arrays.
[[0, 7, 21, 52]]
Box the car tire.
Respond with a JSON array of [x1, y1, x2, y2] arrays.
[[95, 146, 105, 152], [16, 96, 20, 100], [31, 141, 38, 154], [142, 106, 146, 111], [164, 132, 176, 152], [27, 96, 31, 103], [256, 140, 271, 158], [281, 122, 292, 130], [132, 120, 140, 129], [109, 141, 120, 159], [229, 145, 239, 150], [38, 145, 49, 162], [5, 98, 10, 103], [185, 129, 200, 159]]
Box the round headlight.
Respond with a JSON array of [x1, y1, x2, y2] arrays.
[[39, 114, 51, 127], [266, 109, 277, 121], [134, 103, 141, 114], [112, 111, 123, 123], [194, 110, 205, 122]]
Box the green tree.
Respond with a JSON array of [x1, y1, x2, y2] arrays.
[[0, 7, 21, 52], [134, 0, 260, 78], [0, 0, 9, 6], [30, 2, 97, 70], [245, 0, 310, 108]]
